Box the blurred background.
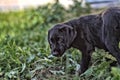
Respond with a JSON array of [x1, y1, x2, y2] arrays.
[[0, 0, 120, 80], [0, 0, 120, 11]]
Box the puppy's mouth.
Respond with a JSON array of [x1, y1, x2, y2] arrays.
[[52, 50, 64, 57], [51, 45, 67, 57]]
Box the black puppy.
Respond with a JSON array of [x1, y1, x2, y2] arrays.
[[48, 7, 120, 74]]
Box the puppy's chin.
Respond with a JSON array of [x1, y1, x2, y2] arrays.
[[52, 51, 64, 57]]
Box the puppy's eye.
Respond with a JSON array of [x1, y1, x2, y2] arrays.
[[50, 38, 54, 43], [56, 37, 60, 41]]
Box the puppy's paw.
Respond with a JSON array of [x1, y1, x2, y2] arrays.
[[75, 64, 81, 76], [75, 69, 81, 76]]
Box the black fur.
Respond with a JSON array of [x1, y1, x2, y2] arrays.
[[48, 7, 120, 74]]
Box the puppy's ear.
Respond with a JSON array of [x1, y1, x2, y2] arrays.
[[58, 24, 77, 48], [59, 24, 73, 29]]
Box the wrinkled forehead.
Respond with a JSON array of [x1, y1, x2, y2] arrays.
[[49, 24, 64, 39]]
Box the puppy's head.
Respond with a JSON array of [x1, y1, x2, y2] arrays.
[[48, 24, 77, 57]]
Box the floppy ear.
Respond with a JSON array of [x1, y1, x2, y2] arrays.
[[58, 24, 77, 48]]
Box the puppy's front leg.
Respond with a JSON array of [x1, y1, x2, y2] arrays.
[[77, 43, 93, 75]]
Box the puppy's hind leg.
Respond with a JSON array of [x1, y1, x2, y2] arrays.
[[104, 36, 120, 65]]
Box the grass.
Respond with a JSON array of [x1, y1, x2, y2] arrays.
[[0, 1, 120, 80]]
